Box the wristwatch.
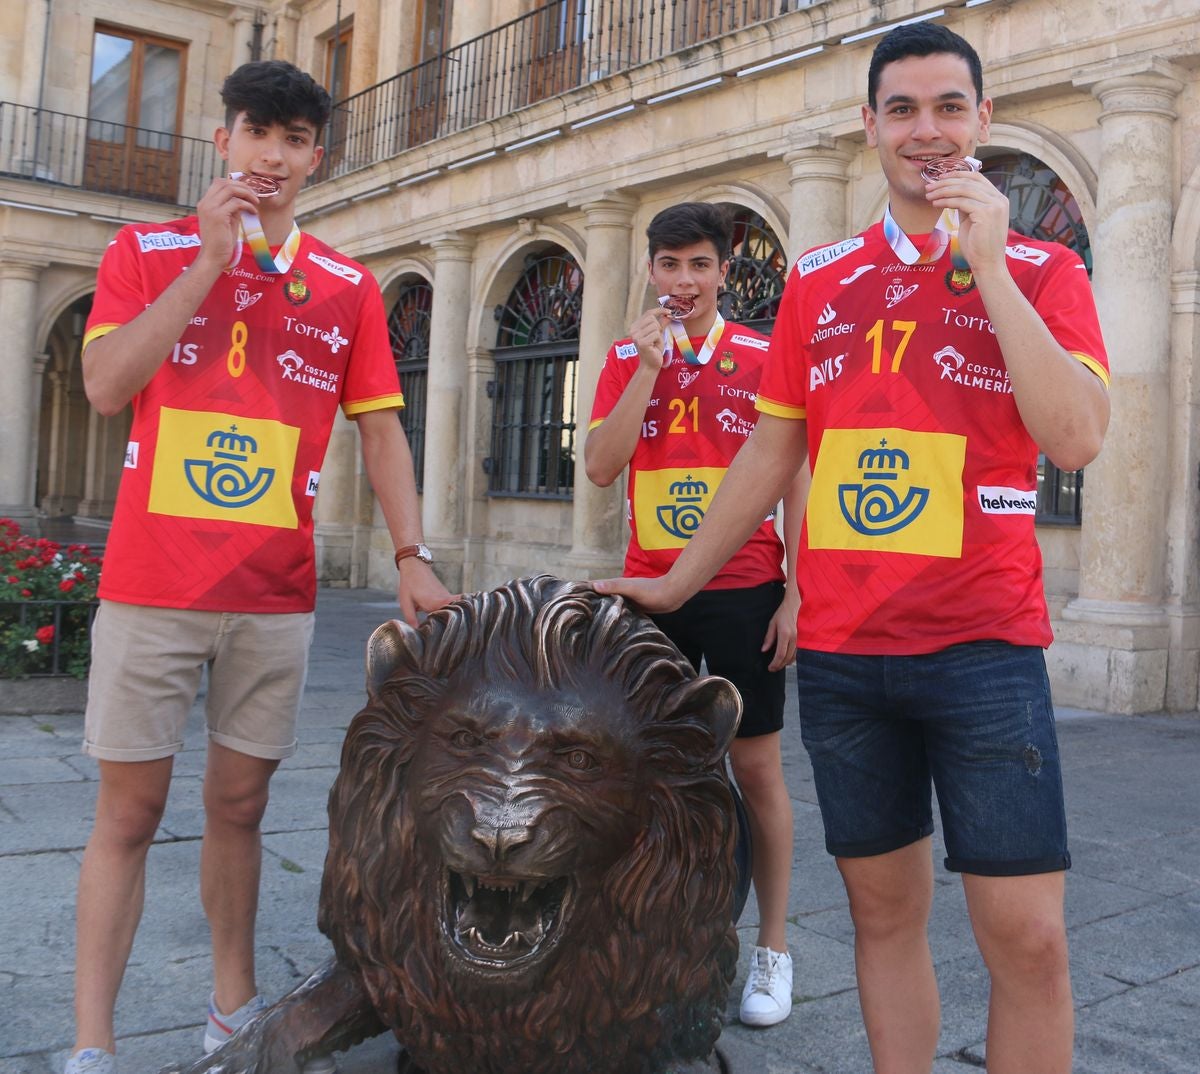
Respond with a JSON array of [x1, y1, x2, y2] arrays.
[[394, 543, 434, 567]]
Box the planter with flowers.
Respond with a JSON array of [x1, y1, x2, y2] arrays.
[[0, 519, 102, 714]]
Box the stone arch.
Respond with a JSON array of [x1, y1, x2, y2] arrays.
[[1171, 159, 1200, 275], [472, 221, 585, 353], [376, 255, 434, 306]]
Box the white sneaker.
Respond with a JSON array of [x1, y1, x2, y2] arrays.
[[64, 1049, 116, 1074], [739, 945, 793, 1026], [203, 991, 268, 1052]]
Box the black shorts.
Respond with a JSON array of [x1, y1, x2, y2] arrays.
[[651, 582, 786, 738]]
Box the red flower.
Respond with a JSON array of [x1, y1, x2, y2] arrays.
[[35, 625, 55, 645], [20, 589, 32, 597], [6, 576, 16, 584], [60, 579, 76, 593]]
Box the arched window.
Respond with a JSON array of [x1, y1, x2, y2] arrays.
[[388, 277, 433, 491], [487, 248, 583, 497], [718, 207, 787, 333], [982, 152, 1093, 525]]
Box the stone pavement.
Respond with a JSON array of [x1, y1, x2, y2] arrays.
[[2, 587, 1197, 1074]]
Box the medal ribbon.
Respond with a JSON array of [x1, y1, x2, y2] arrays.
[[666, 313, 725, 366], [882, 204, 970, 270], [228, 216, 302, 275]]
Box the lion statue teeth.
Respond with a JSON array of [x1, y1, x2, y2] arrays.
[[162, 575, 745, 1074]]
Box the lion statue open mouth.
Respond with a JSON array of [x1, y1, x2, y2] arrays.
[[163, 575, 744, 1074]]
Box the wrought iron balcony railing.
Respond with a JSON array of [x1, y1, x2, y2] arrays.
[[316, 0, 797, 183], [0, 101, 225, 207]]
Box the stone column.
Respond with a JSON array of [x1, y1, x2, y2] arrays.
[[348, 0, 381, 93], [421, 233, 475, 592], [565, 194, 637, 577], [776, 132, 854, 261], [313, 409, 358, 585], [228, 9, 256, 69], [1056, 60, 1183, 713], [0, 261, 46, 519]]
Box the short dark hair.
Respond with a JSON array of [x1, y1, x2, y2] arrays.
[[867, 23, 983, 110], [646, 202, 733, 261], [221, 60, 332, 136]]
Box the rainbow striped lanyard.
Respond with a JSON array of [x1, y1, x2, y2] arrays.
[[229, 215, 302, 275], [666, 313, 725, 366], [882, 204, 969, 271]]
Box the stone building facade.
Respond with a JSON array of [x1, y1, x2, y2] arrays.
[[1, 0, 1198, 713]]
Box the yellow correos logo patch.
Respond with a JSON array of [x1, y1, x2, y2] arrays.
[[634, 467, 726, 550], [148, 407, 300, 529], [808, 428, 965, 557]]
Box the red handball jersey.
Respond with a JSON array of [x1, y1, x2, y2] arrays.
[[590, 320, 784, 589], [757, 223, 1108, 654], [85, 216, 404, 613]]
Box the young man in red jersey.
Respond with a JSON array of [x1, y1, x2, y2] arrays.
[[65, 61, 451, 1074], [586, 202, 805, 1027], [596, 26, 1109, 1074]]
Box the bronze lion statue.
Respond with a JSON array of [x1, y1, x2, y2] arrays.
[[164, 575, 745, 1074]]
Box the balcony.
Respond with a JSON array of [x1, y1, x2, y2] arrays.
[[316, 0, 800, 183], [0, 101, 224, 207]]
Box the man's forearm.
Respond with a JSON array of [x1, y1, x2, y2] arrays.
[[973, 267, 1109, 470], [83, 253, 227, 416], [662, 414, 809, 603]]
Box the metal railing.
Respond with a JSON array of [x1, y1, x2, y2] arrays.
[[0, 101, 224, 207], [0, 599, 98, 678], [316, 0, 796, 183]]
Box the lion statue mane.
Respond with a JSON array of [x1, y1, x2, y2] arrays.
[[319, 574, 743, 1074]]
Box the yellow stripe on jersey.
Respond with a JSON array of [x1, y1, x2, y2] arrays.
[[148, 407, 301, 529], [1073, 352, 1110, 388], [756, 396, 806, 420], [343, 392, 405, 417], [634, 466, 726, 551], [82, 324, 120, 354], [808, 428, 966, 558]]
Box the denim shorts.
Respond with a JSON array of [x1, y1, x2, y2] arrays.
[[796, 641, 1070, 876], [651, 582, 786, 738]]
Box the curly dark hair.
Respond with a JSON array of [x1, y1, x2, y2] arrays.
[[647, 202, 734, 261], [220, 60, 332, 135]]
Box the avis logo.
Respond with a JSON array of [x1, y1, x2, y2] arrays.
[[838, 439, 929, 536], [184, 425, 275, 509], [657, 474, 709, 540]]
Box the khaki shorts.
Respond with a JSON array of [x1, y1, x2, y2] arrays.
[[83, 600, 315, 762]]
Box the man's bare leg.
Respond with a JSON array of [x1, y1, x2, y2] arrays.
[[200, 742, 279, 1016], [838, 837, 939, 1074], [73, 757, 175, 1054], [963, 871, 1072, 1074]]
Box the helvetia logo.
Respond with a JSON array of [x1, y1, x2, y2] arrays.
[[977, 485, 1037, 515]]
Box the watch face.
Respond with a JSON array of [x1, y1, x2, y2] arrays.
[[416, 544, 433, 563]]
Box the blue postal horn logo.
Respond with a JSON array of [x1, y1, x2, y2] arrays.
[[657, 474, 709, 540], [838, 439, 929, 536], [185, 424, 276, 509]]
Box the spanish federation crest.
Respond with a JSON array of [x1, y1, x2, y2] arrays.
[[945, 268, 975, 296], [285, 269, 311, 305], [717, 351, 737, 376]]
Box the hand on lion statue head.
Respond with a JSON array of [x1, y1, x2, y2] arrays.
[[319, 574, 744, 1074]]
